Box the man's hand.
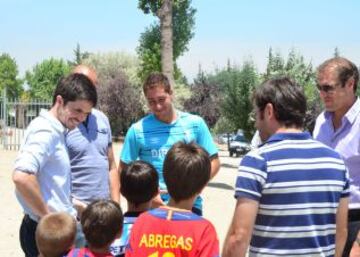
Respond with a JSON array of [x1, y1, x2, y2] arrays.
[[350, 241, 360, 257], [72, 198, 88, 219]]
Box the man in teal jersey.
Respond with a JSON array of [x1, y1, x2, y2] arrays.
[[119, 72, 220, 215]]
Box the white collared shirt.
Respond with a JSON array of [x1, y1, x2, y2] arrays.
[[14, 110, 76, 221]]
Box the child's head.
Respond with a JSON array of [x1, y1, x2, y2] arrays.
[[81, 199, 123, 249], [35, 212, 76, 257], [164, 141, 211, 202], [121, 160, 159, 207]]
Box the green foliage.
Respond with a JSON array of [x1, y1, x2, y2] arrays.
[[137, 0, 195, 81], [83, 52, 141, 88], [209, 61, 259, 139], [68, 43, 91, 67], [137, 24, 162, 81], [26, 58, 71, 100], [264, 48, 316, 97], [183, 73, 221, 127], [263, 48, 320, 132], [0, 53, 23, 99]]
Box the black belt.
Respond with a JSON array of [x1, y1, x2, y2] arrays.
[[348, 209, 360, 222], [24, 214, 38, 224]]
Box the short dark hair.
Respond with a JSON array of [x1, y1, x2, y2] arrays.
[[163, 141, 210, 202], [317, 57, 359, 92], [253, 77, 306, 128], [143, 72, 171, 95], [121, 160, 159, 207], [52, 73, 97, 106], [35, 212, 76, 257], [81, 200, 123, 249]]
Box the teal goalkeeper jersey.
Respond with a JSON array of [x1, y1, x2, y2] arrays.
[[120, 111, 218, 210]]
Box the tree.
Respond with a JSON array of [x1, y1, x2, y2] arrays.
[[0, 53, 23, 99], [263, 48, 320, 132], [97, 71, 144, 136], [183, 72, 221, 128], [26, 58, 71, 100], [68, 43, 91, 66], [83, 51, 141, 88], [210, 61, 259, 139], [137, 0, 195, 83], [82, 52, 145, 135]]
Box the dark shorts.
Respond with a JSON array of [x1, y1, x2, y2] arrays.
[[20, 215, 39, 257]]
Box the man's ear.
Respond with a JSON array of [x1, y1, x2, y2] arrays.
[[55, 95, 64, 106], [346, 77, 355, 91], [264, 103, 274, 120]]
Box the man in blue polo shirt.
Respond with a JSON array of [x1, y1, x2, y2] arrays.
[[120, 72, 220, 216], [223, 77, 349, 257], [67, 65, 119, 216]]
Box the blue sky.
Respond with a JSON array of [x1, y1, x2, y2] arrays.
[[1, 0, 359, 80]]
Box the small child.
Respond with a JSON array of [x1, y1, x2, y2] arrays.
[[126, 141, 220, 257], [67, 200, 123, 257], [110, 160, 159, 257], [35, 212, 77, 257]]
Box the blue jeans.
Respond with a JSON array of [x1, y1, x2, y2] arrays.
[[20, 215, 38, 257]]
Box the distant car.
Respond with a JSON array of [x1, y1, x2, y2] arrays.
[[217, 133, 233, 144], [229, 134, 251, 157]]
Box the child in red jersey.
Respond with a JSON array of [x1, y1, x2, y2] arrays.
[[67, 200, 123, 257], [126, 141, 219, 257]]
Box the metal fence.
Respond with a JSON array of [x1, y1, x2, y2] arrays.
[[0, 91, 51, 150]]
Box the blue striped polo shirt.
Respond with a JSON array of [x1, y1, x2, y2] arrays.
[[235, 132, 349, 257]]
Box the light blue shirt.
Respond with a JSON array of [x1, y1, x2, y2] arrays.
[[66, 109, 112, 204], [121, 111, 218, 211], [14, 110, 76, 221], [313, 97, 360, 209]]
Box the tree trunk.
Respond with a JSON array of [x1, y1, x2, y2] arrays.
[[158, 0, 174, 87]]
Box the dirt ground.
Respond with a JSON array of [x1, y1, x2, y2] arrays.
[[0, 143, 240, 256]]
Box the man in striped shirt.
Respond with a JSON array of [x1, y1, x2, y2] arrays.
[[223, 77, 350, 257]]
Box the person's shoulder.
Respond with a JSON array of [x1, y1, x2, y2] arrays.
[[26, 115, 60, 141], [178, 111, 204, 123], [132, 113, 154, 128], [307, 138, 344, 160], [92, 108, 106, 118]]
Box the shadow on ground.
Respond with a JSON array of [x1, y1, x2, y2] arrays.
[[221, 163, 238, 169], [208, 182, 234, 191]]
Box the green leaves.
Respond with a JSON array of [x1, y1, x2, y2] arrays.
[[137, 0, 195, 81], [26, 58, 70, 100], [0, 53, 23, 99]]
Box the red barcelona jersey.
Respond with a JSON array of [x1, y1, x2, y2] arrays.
[[125, 207, 219, 257]]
